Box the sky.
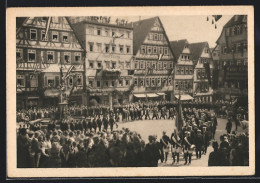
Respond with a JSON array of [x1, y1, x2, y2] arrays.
[[110, 15, 233, 48]]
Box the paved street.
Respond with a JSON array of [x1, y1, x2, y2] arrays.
[[117, 117, 236, 167]]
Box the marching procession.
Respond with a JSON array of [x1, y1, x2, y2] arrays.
[[17, 99, 249, 168]]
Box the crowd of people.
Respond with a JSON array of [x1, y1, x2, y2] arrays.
[[17, 101, 221, 168], [16, 99, 249, 168], [16, 99, 248, 123], [208, 132, 249, 166]]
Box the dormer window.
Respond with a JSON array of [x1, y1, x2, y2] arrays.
[[184, 45, 189, 49]]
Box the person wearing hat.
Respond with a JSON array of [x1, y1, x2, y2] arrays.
[[195, 129, 203, 159]]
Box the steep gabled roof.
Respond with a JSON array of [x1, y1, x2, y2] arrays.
[[170, 39, 188, 59], [16, 17, 29, 35], [132, 17, 158, 55], [216, 15, 247, 44], [224, 15, 247, 28], [189, 42, 208, 61]]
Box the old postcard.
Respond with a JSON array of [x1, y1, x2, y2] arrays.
[[6, 6, 254, 177]]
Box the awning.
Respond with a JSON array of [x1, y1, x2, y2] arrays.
[[134, 94, 146, 98], [175, 94, 194, 101], [156, 93, 166, 96], [44, 89, 60, 97], [147, 93, 159, 97]]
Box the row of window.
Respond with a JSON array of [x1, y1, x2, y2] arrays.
[[16, 49, 82, 63], [225, 24, 247, 37], [134, 60, 173, 70], [140, 45, 169, 55], [175, 80, 193, 90], [195, 83, 209, 92], [176, 66, 193, 75], [88, 43, 131, 54], [223, 81, 247, 89], [148, 32, 166, 41], [88, 60, 131, 69], [45, 75, 83, 87], [88, 26, 131, 39], [88, 78, 130, 88], [220, 59, 248, 68], [29, 29, 72, 43], [197, 69, 212, 79], [221, 41, 248, 54], [17, 74, 83, 88], [180, 54, 191, 60], [134, 77, 173, 87], [17, 75, 38, 88]]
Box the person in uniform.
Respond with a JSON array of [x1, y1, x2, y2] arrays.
[[195, 130, 204, 159], [160, 131, 170, 163], [203, 126, 210, 154], [144, 107, 150, 120], [170, 129, 182, 164], [183, 131, 193, 165], [109, 115, 115, 132]]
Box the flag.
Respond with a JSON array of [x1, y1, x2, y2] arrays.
[[213, 15, 222, 22], [64, 65, 75, 80], [204, 62, 211, 86], [158, 53, 163, 63], [175, 95, 183, 132], [44, 17, 51, 40]]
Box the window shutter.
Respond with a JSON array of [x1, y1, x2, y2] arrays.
[[44, 76, 47, 86]]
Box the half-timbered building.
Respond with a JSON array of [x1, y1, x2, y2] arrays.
[[170, 39, 194, 100], [132, 17, 176, 101], [189, 42, 214, 102], [16, 17, 85, 109]]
